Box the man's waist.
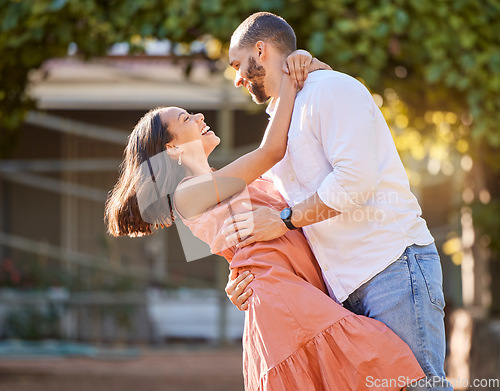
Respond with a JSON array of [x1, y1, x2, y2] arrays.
[[303, 222, 433, 261]]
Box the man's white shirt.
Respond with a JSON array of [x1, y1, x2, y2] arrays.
[[263, 70, 434, 303]]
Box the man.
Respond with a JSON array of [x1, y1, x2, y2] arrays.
[[223, 12, 452, 391]]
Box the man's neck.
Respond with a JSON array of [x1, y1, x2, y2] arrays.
[[266, 55, 287, 100]]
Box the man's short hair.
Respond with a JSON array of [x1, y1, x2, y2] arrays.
[[231, 12, 297, 56]]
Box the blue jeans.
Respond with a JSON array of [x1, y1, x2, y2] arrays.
[[343, 243, 453, 391]]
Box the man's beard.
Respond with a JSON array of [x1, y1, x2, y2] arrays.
[[246, 56, 270, 104]]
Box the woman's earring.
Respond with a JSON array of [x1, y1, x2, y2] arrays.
[[178, 150, 183, 165]]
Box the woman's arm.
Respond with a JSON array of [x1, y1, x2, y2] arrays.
[[212, 53, 333, 184], [174, 73, 296, 219], [174, 51, 332, 219], [213, 73, 296, 184]]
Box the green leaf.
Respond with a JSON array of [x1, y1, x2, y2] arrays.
[[460, 54, 475, 70], [49, 0, 68, 12], [374, 22, 389, 38], [459, 31, 476, 49], [308, 31, 325, 55], [489, 52, 500, 73], [426, 63, 445, 83], [394, 9, 409, 33]]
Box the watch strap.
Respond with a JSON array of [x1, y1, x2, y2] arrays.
[[281, 207, 299, 230]]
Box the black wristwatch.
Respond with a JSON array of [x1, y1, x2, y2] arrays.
[[280, 207, 299, 230]]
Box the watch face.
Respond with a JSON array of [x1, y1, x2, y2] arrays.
[[280, 208, 292, 220]]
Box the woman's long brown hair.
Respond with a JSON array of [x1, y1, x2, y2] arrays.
[[104, 107, 184, 237]]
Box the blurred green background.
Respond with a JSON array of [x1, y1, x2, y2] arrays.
[[0, 0, 499, 390]]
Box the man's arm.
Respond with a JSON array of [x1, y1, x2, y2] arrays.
[[223, 194, 339, 308], [288, 192, 341, 227], [222, 192, 339, 248]]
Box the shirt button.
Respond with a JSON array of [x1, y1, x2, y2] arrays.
[[322, 264, 329, 271], [288, 175, 296, 182]]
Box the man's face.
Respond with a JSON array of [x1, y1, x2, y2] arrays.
[[229, 46, 270, 104]]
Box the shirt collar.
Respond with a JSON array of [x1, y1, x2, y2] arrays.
[[265, 70, 327, 117], [265, 98, 277, 117]]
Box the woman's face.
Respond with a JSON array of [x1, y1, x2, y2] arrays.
[[161, 107, 220, 157]]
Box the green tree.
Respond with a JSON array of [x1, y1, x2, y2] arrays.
[[1, 0, 500, 311]]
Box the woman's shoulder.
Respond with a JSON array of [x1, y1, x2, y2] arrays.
[[172, 175, 204, 222], [250, 176, 277, 193], [174, 174, 248, 222]]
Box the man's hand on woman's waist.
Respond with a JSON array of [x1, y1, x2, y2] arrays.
[[221, 202, 288, 248]]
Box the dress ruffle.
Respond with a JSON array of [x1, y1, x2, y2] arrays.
[[257, 315, 424, 391]]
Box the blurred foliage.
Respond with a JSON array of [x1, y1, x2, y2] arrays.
[[474, 200, 500, 254], [1, 0, 499, 156]]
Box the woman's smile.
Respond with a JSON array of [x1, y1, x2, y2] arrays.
[[200, 124, 211, 135]]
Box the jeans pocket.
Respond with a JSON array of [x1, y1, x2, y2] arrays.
[[414, 253, 446, 309]]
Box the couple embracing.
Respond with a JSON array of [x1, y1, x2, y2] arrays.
[[106, 12, 452, 391]]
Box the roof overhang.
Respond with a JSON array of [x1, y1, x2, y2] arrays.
[[29, 56, 253, 110]]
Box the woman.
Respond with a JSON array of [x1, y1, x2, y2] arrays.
[[105, 51, 424, 390]]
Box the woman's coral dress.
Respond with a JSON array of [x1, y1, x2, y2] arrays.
[[179, 177, 424, 390]]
